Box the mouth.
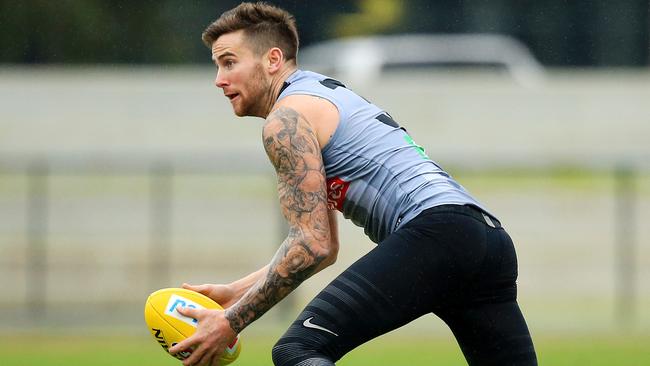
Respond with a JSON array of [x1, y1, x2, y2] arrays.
[[225, 93, 239, 102]]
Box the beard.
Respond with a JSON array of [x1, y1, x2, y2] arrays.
[[235, 63, 271, 117]]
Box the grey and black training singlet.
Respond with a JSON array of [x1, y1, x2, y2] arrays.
[[277, 70, 493, 243]]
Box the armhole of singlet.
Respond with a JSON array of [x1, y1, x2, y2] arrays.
[[277, 89, 346, 153]]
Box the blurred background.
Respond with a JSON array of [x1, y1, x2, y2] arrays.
[[1, 1, 649, 365]]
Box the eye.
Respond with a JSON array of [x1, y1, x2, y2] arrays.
[[224, 60, 235, 69]]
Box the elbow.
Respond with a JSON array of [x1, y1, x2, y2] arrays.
[[321, 239, 339, 267]]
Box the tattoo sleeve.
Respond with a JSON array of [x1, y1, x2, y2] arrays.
[[224, 106, 331, 333]]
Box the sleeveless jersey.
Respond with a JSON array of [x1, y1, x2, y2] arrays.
[[277, 70, 493, 243]]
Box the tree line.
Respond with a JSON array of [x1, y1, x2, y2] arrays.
[[1, 0, 648, 66]]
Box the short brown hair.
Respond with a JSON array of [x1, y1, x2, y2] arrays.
[[202, 2, 299, 62]]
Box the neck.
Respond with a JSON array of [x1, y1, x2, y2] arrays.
[[260, 64, 297, 118]]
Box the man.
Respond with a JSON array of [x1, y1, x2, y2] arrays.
[[169, 2, 537, 365]]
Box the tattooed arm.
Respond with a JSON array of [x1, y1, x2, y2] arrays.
[[182, 204, 337, 308], [168, 100, 339, 366], [224, 105, 337, 333]]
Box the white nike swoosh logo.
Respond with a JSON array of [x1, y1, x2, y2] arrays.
[[302, 317, 339, 337]]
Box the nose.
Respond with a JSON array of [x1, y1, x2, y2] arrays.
[[215, 69, 228, 88]]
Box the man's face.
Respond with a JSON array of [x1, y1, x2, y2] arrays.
[[211, 30, 270, 117]]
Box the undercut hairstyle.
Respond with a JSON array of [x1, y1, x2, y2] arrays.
[[202, 2, 299, 63]]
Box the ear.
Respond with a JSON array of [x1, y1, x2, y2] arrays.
[[267, 47, 284, 74]]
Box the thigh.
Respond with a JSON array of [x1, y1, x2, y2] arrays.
[[438, 227, 537, 365], [439, 300, 537, 366], [274, 209, 497, 364], [274, 227, 445, 363]]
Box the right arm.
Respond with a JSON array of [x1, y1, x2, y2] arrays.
[[237, 211, 339, 286], [186, 114, 340, 308], [190, 210, 339, 308], [223, 105, 338, 334], [183, 265, 269, 309], [171, 103, 340, 365]]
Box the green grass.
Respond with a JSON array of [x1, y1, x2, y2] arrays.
[[2, 332, 649, 366]]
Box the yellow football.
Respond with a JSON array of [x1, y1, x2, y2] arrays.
[[144, 287, 242, 364]]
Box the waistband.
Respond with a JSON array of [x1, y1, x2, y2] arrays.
[[420, 204, 502, 228]]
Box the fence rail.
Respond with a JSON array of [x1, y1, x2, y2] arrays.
[[0, 154, 646, 331]]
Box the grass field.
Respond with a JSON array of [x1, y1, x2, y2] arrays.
[[2, 332, 649, 366]]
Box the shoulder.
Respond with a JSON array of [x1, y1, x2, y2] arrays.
[[263, 105, 305, 138], [276, 94, 338, 118], [262, 106, 318, 156], [262, 106, 325, 180], [269, 95, 339, 149]]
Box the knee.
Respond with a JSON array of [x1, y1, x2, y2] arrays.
[[271, 339, 291, 366], [271, 337, 303, 366], [272, 337, 334, 366]]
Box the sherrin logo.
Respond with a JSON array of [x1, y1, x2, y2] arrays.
[[164, 294, 205, 327], [152, 328, 169, 351], [151, 328, 192, 360]]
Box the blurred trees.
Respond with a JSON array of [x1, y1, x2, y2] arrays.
[[0, 0, 648, 66], [0, 0, 225, 63]]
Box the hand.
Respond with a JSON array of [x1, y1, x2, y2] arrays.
[[182, 283, 237, 309], [168, 306, 237, 366]]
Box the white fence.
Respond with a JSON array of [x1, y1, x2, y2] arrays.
[[0, 67, 648, 334]]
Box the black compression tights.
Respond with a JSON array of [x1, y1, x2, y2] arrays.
[[272, 205, 537, 366]]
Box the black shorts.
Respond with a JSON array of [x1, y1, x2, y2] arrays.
[[272, 204, 537, 366]]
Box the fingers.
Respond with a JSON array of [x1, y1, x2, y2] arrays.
[[168, 330, 198, 356], [168, 307, 203, 355], [197, 346, 221, 366], [196, 345, 221, 366], [209, 351, 221, 366], [167, 305, 228, 366], [181, 342, 205, 366], [175, 305, 202, 321], [178, 338, 221, 366], [182, 283, 210, 295]]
